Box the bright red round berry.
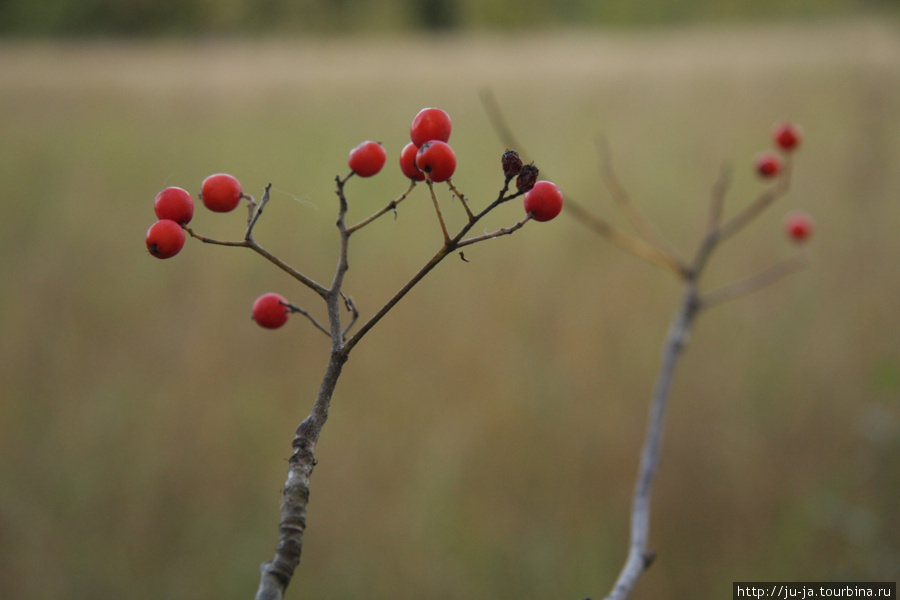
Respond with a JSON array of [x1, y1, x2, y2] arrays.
[[348, 140, 387, 177], [784, 210, 813, 243], [773, 122, 803, 152], [252, 293, 290, 329], [755, 151, 783, 178], [415, 141, 456, 183], [399, 142, 426, 181], [146, 219, 186, 259], [410, 108, 452, 148], [154, 186, 194, 225], [523, 180, 564, 222], [201, 173, 243, 213]]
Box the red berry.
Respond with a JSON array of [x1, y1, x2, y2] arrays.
[[784, 211, 813, 243], [146, 219, 186, 259], [399, 142, 426, 181], [773, 122, 803, 152], [523, 180, 564, 222], [252, 293, 291, 329], [154, 186, 194, 225], [348, 140, 387, 177], [410, 108, 452, 148], [415, 141, 456, 183], [755, 151, 783, 178], [201, 173, 243, 213]]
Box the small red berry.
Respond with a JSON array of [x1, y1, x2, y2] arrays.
[[523, 180, 564, 222], [755, 151, 783, 178], [252, 293, 290, 329], [348, 140, 387, 177], [784, 210, 813, 243], [154, 186, 194, 225], [399, 142, 426, 181], [410, 108, 452, 148], [146, 219, 186, 259], [416, 141, 457, 183], [773, 122, 803, 152], [201, 173, 243, 213]]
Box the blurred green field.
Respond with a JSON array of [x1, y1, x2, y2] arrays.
[[1, 18, 899, 600]]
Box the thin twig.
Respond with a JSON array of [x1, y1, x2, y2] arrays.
[[446, 179, 476, 222], [717, 157, 792, 243], [426, 180, 452, 244], [458, 215, 531, 247], [595, 137, 687, 270], [566, 199, 689, 278], [699, 252, 809, 310], [245, 184, 272, 241], [705, 163, 732, 234], [284, 302, 330, 338], [479, 88, 529, 161], [346, 180, 417, 235]]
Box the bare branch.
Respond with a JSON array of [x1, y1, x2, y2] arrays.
[[346, 180, 417, 235], [446, 179, 476, 222], [705, 163, 732, 234], [284, 302, 330, 338], [717, 157, 793, 242], [341, 295, 359, 341], [245, 184, 272, 241], [426, 180, 452, 244], [479, 88, 529, 161], [566, 199, 689, 278], [596, 136, 688, 271], [699, 252, 809, 310], [457, 215, 531, 248]]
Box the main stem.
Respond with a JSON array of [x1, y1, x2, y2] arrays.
[[603, 282, 699, 600], [255, 346, 347, 600]]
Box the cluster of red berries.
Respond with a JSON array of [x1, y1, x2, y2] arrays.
[[145, 173, 244, 259], [749, 121, 813, 243], [346, 107, 563, 222], [754, 121, 802, 179]]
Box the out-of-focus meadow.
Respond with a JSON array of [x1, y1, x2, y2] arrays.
[[1, 18, 900, 600]]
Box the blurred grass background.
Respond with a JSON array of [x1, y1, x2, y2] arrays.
[[1, 9, 900, 600]]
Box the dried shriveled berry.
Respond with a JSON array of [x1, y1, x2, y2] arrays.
[[516, 162, 539, 192], [502, 150, 523, 180]]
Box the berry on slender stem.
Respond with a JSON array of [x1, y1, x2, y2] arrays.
[[410, 108, 452, 148], [146, 219, 186, 259], [784, 210, 813, 243], [773, 122, 803, 152], [348, 141, 387, 177], [399, 142, 426, 181], [252, 293, 291, 329], [201, 173, 243, 213], [523, 180, 564, 222], [415, 141, 456, 183], [154, 186, 194, 225], [755, 151, 783, 178]]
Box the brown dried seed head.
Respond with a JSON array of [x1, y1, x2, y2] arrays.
[[501, 149, 523, 180], [515, 162, 539, 192]]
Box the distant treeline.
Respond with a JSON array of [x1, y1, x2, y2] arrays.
[[0, 0, 893, 36]]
